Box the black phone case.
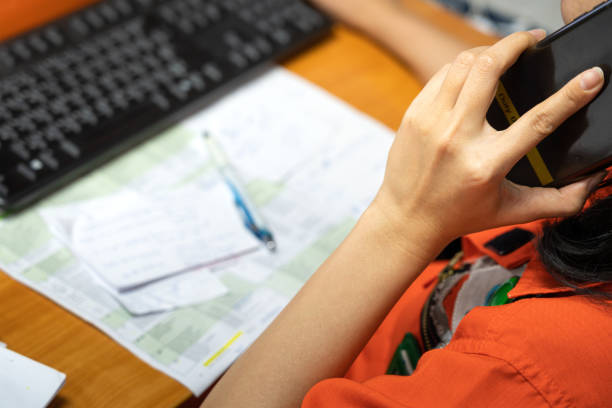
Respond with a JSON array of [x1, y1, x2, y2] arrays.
[[487, 0, 612, 187]]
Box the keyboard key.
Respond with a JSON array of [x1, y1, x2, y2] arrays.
[[0, 126, 18, 141], [0, 106, 12, 123], [256, 20, 273, 33], [126, 86, 146, 103], [44, 126, 65, 142], [43, 27, 65, 47], [76, 108, 99, 126], [84, 10, 105, 30], [25, 133, 47, 151], [150, 30, 171, 45], [49, 99, 70, 117], [28, 34, 49, 54], [30, 108, 53, 126], [202, 63, 223, 82], [239, 10, 255, 22], [151, 93, 171, 110], [39, 152, 60, 170], [58, 116, 82, 135], [178, 19, 196, 35], [39, 82, 63, 99], [168, 62, 188, 77], [14, 116, 37, 134], [271, 28, 292, 45], [11, 40, 33, 61], [24, 90, 46, 106], [254, 37, 273, 54], [158, 46, 175, 61], [100, 4, 120, 23], [224, 31, 243, 48], [112, 0, 134, 16], [110, 91, 130, 110], [188, 73, 206, 91], [205, 4, 221, 20], [6, 98, 29, 115], [77, 66, 96, 82], [60, 140, 81, 158], [243, 44, 261, 62], [16, 163, 37, 181], [0, 48, 16, 71], [174, 80, 193, 99], [67, 17, 91, 38], [191, 11, 209, 28], [228, 51, 248, 69], [159, 5, 176, 23], [10, 142, 30, 160], [83, 84, 103, 100]]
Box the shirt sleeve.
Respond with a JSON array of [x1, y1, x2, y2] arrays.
[[302, 348, 548, 408]]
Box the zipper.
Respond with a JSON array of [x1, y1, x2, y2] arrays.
[[420, 251, 465, 352]]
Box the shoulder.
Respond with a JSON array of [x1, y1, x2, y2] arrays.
[[447, 295, 612, 407], [304, 347, 548, 408]]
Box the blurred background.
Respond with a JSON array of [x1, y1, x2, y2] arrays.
[[434, 0, 564, 35]]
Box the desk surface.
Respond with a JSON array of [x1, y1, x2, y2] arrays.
[[0, 2, 494, 407]]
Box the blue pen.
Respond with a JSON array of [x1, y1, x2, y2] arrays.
[[203, 131, 277, 252]]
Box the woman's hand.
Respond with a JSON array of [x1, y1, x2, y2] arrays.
[[373, 30, 605, 250]]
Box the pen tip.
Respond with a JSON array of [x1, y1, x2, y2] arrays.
[[265, 240, 277, 252]]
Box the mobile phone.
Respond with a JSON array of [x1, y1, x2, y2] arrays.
[[487, 0, 612, 187]]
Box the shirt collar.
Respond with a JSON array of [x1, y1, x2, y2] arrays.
[[461, 221, 606, 300]]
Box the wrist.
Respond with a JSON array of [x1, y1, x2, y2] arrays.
[[360, 195, 450, 267]]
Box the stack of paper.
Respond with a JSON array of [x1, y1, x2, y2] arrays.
[[40, 182, 261, 314], [0, 68, 394, 395]]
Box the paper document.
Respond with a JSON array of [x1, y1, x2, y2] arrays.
[[0, 68, 393, 395], [88, 264, 229, 315], [41, 183, 260, 290], [0, 346, 66, 408]]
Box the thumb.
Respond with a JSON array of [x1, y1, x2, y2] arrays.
[[502, 172, 606, 223]]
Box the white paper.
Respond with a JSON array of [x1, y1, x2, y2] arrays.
[[88, 263, 229, 315], [41, 183, 260, 290], [0, 347, 66, 408]]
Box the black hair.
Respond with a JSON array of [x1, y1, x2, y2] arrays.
[[537, 178, 612, 299]]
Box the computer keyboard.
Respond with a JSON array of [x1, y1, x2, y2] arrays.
[[0, 0, 331, 212]]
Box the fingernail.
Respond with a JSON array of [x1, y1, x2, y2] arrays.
[[528, 29, 546, 41], [580, 67, 605, 90]]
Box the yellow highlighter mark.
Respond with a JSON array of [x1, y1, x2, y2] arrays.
[[204, 331, 244, 367], [495, 81, 554, 186]]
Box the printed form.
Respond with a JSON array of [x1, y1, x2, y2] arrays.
[[0, 68, 393, 395]]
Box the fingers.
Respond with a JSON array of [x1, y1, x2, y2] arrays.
[[500, 67, 605, 169], [500, 172, 606, 224], [407, 63, 451, 114], [437, 47, 488, 108], [455, 30, 545, 119]]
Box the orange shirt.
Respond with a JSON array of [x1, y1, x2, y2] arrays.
[[303, 223, 612, 407]]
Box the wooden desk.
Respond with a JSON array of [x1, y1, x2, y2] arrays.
[[0, 2, 494, 407]]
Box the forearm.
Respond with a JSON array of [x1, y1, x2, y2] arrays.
[[202, 202, 447, 408], [364, 8, 470, 82], [311, 0, 470, 82]]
